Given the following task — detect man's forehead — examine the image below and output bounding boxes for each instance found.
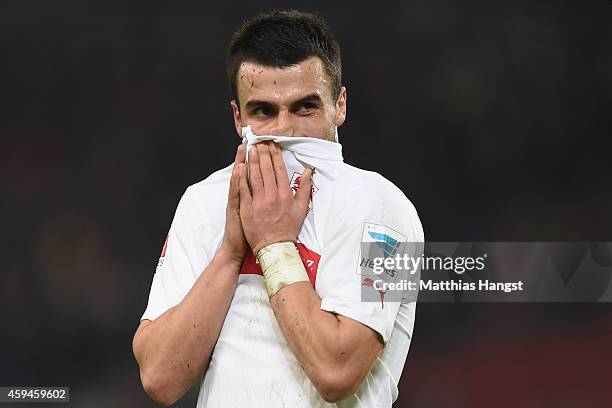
[237,57,331,105]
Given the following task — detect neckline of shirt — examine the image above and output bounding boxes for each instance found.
[241,126,344,162]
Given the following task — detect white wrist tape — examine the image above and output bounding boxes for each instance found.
[256,242,310,298]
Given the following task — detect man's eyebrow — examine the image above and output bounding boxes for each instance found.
[244,100,275,110]
[244,94,324,111]
[290,93,324,108]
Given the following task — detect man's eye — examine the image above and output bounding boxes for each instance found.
[297,103,317,115]
[253,107,268,116]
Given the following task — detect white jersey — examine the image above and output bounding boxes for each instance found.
[141,130,424,407]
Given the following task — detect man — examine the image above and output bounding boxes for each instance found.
[133,10,423,407]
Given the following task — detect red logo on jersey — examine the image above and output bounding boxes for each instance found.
[158,235,169,267]
[362,277,386,309]
[240,242,321,286]
[290,171,318,212]
[161,235,168,257]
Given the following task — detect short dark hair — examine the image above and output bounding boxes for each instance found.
[227,10,342,106]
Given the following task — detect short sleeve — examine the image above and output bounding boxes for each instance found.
[141,187,210,321]
[317,180,424,343]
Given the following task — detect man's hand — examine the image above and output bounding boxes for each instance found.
[219,144,248,266]
[238,142,313,255]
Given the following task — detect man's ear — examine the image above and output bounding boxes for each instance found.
[230,100,243,138]
[333,86,347,127]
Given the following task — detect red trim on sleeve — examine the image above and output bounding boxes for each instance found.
[239,243,320,286]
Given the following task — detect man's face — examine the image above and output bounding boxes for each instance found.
[231,56,346,142]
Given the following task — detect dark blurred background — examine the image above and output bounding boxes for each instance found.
[1,1,611,407]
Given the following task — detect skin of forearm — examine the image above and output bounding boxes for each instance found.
[133,249,241,405]
[269,281,382,401]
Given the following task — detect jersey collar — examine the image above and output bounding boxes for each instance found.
[241,126,344,162]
